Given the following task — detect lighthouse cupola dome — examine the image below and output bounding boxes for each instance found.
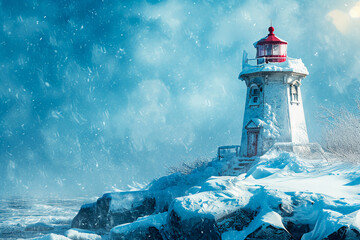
[254,26,288,64]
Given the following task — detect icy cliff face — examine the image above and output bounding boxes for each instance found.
[72,150,360,239]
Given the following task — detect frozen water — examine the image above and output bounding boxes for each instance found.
[0,197,104,240]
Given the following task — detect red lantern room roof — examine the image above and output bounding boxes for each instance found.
[253,26,288,47]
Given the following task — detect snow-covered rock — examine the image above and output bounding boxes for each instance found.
[71,191,158,229]
[65,228,101,240]
[71,149,360,239]
[72,158,227,229]
[302,209,360,240]
[167,209,221,240]
[110,212,166,240]
[323,226,360,240]
[165,151,360,239]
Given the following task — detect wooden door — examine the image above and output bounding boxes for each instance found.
[247,131,258,157]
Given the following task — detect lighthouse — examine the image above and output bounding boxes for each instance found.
[239,26,309,157]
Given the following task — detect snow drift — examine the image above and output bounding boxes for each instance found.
[71,150,360,239]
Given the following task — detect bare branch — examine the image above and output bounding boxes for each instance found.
[320,102,360,163]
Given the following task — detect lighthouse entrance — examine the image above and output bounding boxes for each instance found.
[247,129,259,157]
[244,119,261,157]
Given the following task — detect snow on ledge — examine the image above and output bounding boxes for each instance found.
[110,212,167,235]
[240,58,309,77]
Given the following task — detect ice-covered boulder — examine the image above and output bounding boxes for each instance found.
[110,212,166,240]
[71,191,157,229]
[168,209,220,240]
[71,201,106,229]
[217,208,260,233]
[245,224,294,240]
[243,211,294,240]
[323,226,360,240]
[302,209,360,240]
[166,177,263,239]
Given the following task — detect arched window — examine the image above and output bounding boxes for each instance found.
[249,84,261,106]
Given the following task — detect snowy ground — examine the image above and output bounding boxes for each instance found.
[213,151,360,239]
[1,149,360,239]
[108,150,360,239]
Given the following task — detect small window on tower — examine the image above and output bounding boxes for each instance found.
[290,84,299,103]
[251,88,259,96]
[249,85,260,106]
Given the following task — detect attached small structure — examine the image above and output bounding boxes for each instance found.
[239,26,309,157]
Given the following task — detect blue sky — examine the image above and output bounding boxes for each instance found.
[1,0,360,197]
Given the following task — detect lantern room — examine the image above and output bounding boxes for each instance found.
[254,26,287,64]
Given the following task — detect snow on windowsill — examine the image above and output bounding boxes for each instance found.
[290,101,300,105]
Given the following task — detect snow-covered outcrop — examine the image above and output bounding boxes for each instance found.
[71,150,360,239]
[71,190,159,229]
[110,212,166,240]
[71,159,228,229]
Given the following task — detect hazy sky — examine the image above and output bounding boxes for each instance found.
[1,0,360,198]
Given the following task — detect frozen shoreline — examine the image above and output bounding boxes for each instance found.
[0,197,100,239]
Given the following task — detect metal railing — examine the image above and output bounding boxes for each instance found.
[217,145,241,160]
[245,56,287,65]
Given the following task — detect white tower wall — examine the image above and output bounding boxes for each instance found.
[263,75,292,143]
[288,84,309,144]
[239,70,309,157]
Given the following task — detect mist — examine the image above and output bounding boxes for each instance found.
[1,0,360,198]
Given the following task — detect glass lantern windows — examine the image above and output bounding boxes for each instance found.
[265,45,272,55]
[279,44,287,56]
[257,44,286,57]
[272,44,280,55]
[256,45,264,57]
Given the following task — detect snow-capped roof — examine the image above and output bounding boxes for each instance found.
[245,118,265,129]
[239,58,309,77]
[253,27,288,47]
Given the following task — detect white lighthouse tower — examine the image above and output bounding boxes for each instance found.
[239,26,309,157]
